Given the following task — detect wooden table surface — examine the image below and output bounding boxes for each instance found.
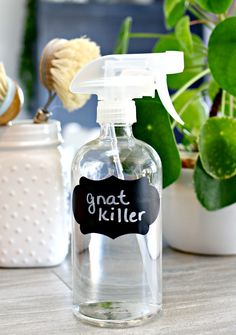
[0,248,236,335]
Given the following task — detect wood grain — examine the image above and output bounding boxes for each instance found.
[0,249,236,335]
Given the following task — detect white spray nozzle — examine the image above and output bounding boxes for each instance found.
[70,52,184,124]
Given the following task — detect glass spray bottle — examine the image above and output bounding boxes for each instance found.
[70,52,184,327]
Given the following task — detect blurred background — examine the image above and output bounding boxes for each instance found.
[0,0,202,146]
[0,0,168,127]
[0,0,26,96]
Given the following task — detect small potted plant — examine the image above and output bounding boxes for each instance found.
[114,0,236,254]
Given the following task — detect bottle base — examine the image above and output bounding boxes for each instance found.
[73,301,161,328]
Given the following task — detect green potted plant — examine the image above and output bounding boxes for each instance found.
[114,0,236,254]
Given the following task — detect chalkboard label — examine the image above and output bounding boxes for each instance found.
[72,176,160,239]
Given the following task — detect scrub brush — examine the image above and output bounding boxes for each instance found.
[35,37,100,123]
[0,63,24,125]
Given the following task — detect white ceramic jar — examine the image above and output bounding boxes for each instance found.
[0,120,69,267]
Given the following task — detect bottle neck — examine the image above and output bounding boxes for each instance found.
[99,123,134,139]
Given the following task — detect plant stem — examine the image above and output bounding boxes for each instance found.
[228,0,236,16]
[171,93,200,130]
[171,68,210,103]
[191,3,217,24]
[193,49,208,57]
[193,40,208,50]
[193,44,208,54]
[188,5,214,28]
[225,102,236,108]
[229,94,234,118]
[171,83,208,130]
[221,90,226,116]
[190,19,210,26]
[129,33,173,39]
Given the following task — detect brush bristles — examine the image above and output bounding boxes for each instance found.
[0,63,8,104]
[41,37,100,111]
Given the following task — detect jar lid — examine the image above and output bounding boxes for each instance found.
[0,120,63,148]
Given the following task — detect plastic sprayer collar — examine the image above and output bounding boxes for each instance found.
[97,100,136,124]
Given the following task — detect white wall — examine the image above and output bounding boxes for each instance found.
[0,0,27,81]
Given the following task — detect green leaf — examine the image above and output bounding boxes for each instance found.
[114,17,132,54]
[194,157,236,210]
[175,16,193,55]
[174,89,208,137]
[164,0,186,28]
[208,17,236,97]
[196,0,233,14]
[134,97,181,188]
[199,117,236,180]
[153,34,206,89]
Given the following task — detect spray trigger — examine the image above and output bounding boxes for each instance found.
[155,73,184,125]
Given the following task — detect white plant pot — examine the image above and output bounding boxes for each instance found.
[163,168,236,255]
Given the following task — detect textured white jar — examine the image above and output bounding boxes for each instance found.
[0,121,69,267]
[163,168,236,255]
